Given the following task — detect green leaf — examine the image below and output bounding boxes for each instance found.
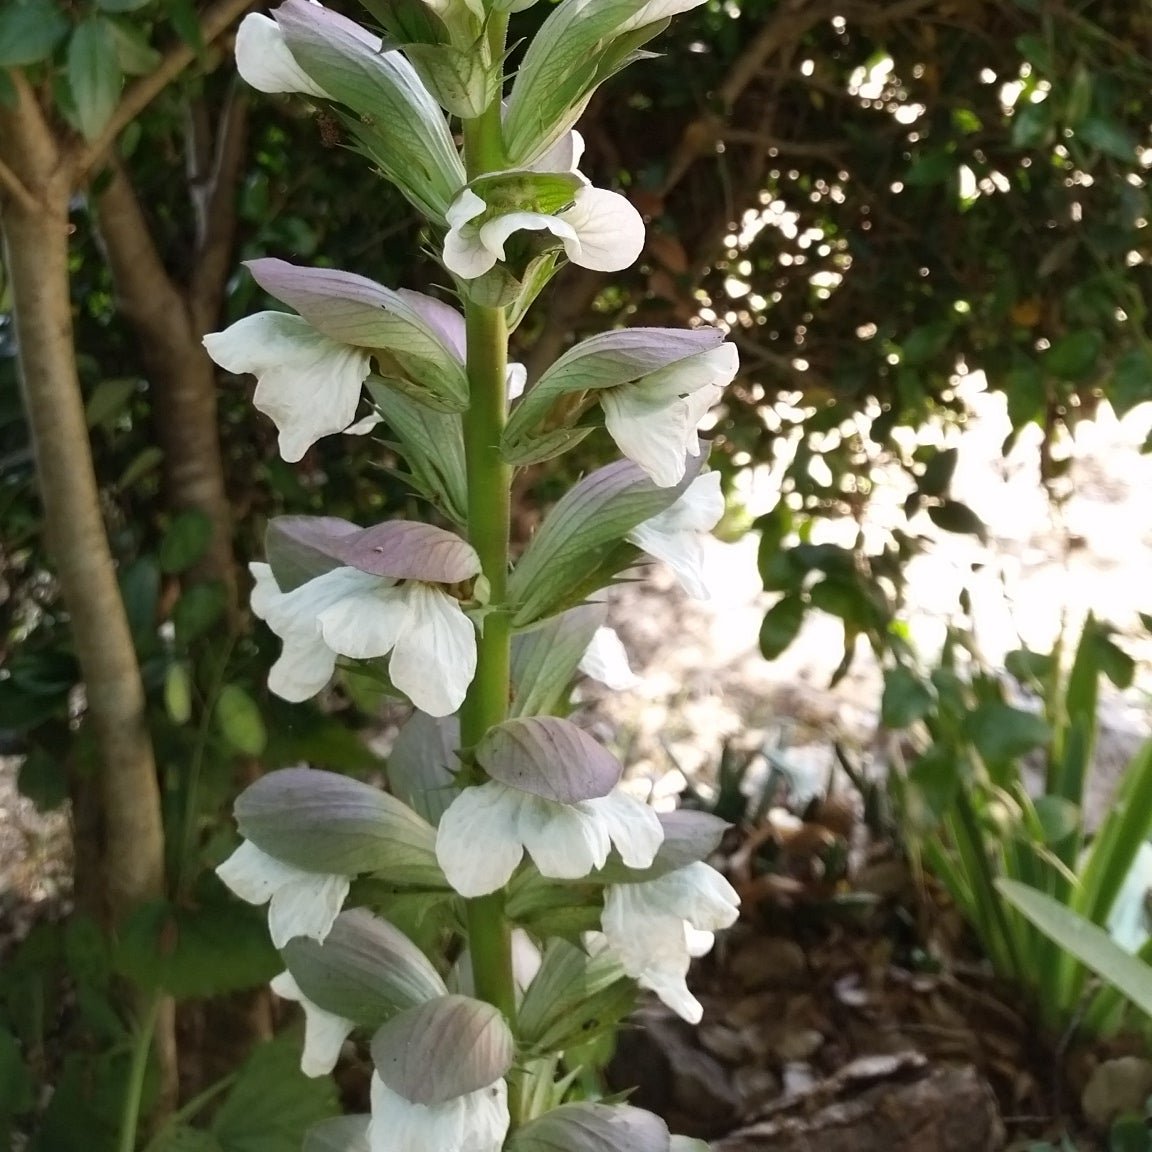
[0,1026,34,1122]
[906,743,960,827]
[166,0,204,51]
[97,0,155,12]
[68,18,124,142]
[150,1128,223,1152]
[160,510,214,574]
[759,594,804,660]
[107,18,162,75]
[1076,117,1137,162]
[511,603,604,719]
[116,892,280,999]
[1011,101,1052,149]
[1006,362,1046,430]
[918,447,958,498]
[882,666,935,729]
[927,500,985,537]
[211,1034,340,1152]
[119,557,160,653]
[0,0,68,67]
[164,662,193,725]
[965,702,1049,763]
[901,323,952,367]
[173,581,228,646]
[18,743,70,809]
[1112,347,1152,418]
[997,879,1152,1018]
[85,377,138,427]
[117,444,164,489]
[1044,330,1103,382]
[214,685,267,756]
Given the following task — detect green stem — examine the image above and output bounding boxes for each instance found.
[118,993,161,1152]
[458,18,520,1093]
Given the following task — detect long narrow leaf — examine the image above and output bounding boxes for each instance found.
[997,879,1152,1019]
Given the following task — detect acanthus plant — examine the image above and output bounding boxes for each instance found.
[205,0,740,1147]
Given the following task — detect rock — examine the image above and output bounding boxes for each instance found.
[1082,1056,1152,1130]
[715,1063,1005,1152]
[728,936,808,990]
[774,1027,824,1062]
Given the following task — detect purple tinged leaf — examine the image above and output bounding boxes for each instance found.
[509,1102,670,1152]
[511,601,608,717]
[266,516,359,592]
[370,994,514,1105]
[507,455,705,627]
[275,0,380,48]
[245,259,467,406]
[477,716,622,802]
[266,516,480,584]
[388,711,460,825]
[397,289,466,361]
[504,327,726,461]
[234,767,442,886]
[330,520,481,583]
[282,909,447,1027]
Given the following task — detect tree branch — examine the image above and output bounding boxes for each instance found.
[71,0,256,177]
[188,82,250,330]
[0,157,38,216]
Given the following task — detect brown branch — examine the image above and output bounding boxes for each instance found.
[0,157,38,216]
[71,0,256,177]
[188,83,250,330]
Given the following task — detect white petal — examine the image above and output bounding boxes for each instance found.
[517,796,611,879]
[436,782,526,897]
[268,870,350,948]
[271,972,356,1076]
[346,412,384,436]
[578,626,642,690]
[686,927,715,958]
[528,129,585,174]
[317,583,407,661]
[216,840,303,907]
[602,881,698,1021]
[235,14,330,98]
[558,186,645,272]
[641,862,742,932]
[389,584,477,717]
[627,473,725,599]
[443,227,497,279]
[368,1074,508,1152]
[479,211,578,261]
[446,188,487,231]
[621,0,706,31]
[601,387,696,488]
[204,312,371,462]
[249,562,281,623]
[506,362,528,401]
[259,566,383,701]
[587,789,664,869]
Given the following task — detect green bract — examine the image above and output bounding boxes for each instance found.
[276,0,466,220]
[281,909,447,1027]
[507,456,706,626]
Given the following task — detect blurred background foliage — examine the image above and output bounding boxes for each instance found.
[0,0,1150,1147]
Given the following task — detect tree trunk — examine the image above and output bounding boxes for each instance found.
[2,192,166,927]
[95,162,237,602]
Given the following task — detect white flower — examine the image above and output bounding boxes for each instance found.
[368,1073,509,1152]
[235,13,331,97]
[216,840,349,948]
[436,783,663,897]
[271,971,356,1076]
[627,472,724,599]
[442,184,644,280]
[601,861,740,1024]
[204,312,372,462]
[579,627,642,690]
[250,561,476,717]
[601,343,738,487]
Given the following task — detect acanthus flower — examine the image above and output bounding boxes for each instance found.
[436,783,663,897]
[627,471,724,599]
[442,131,644,279]
[216,840,349,948]
[251,518,482,716]
[600,861,740,1024]
[368,1074,508,1152]
[270,970,356,1076]
[601,342,739,487]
